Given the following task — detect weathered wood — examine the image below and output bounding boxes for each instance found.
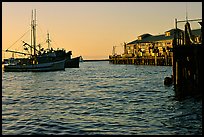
[173,44,203,100]
[109,56,172,66]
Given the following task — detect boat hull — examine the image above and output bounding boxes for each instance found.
[65,57,80,68]
[3,59,65,72]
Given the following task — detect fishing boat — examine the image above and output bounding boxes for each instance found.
[37,32,80,68]
[65,56,80,68]
[36,47,80,68]
[3,9,66,72]
[3,59,65,72]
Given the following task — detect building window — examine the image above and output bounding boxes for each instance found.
[165,32,170,36]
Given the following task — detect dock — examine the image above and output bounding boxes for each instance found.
[109,18,202,100]
[172,19,202,100]
[109,56,172,66]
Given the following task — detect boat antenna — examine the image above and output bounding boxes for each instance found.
[112,46,116,56]
[46,31,51,50]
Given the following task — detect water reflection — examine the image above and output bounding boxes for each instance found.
[2,62,202,135]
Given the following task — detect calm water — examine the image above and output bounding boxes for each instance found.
[2,61,202,135]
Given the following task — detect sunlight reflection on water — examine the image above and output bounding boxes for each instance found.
[2,62,202,135]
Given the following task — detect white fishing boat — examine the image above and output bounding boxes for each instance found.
[4,59,65,72]
[3,9,65,72]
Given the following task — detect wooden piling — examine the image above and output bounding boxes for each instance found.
[172,18,202,100]
[173,44,203,100]
[109,56,172,66]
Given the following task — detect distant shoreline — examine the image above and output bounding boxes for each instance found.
[2,59,110,64]
[83,59,109,62]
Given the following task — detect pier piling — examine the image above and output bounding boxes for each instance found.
[172,18,202,100]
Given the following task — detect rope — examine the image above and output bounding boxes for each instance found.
[6,29,30,50]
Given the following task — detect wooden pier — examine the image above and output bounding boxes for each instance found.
[173,44,203,100]
[109,18,202,100]
[172,18,202,100]
[109,56,172,66]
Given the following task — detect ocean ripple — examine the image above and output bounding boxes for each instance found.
[2,62,202,135]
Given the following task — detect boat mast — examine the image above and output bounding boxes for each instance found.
[32,9,37,64]
[30,10,33,56]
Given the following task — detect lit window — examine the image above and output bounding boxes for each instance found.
[165,32,170,36]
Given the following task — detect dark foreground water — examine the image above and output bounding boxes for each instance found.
[2,61,202,135]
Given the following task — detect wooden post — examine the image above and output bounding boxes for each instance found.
[154,54,157,65]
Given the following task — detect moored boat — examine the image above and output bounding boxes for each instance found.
[4,59,65,72]
[65,56,80,68]
[3,9,66,72]
[37,45,80,68]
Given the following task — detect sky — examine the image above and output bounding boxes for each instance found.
[2,2,202,60]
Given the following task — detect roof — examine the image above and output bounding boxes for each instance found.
[165,28,183,34]
[127,28,201,45]
[141,34,174,43]
[127,34,174,45]
[127,39,138,45]
[138,33,152,39]
[191,29,201,36]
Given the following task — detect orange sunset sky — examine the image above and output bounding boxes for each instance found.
[2,2,202,60]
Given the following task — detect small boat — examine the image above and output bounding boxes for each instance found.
[3,9,65,72]
[4,59,65,72]
[65,56,80,68]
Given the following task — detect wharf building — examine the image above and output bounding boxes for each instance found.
[109,28,201,66]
